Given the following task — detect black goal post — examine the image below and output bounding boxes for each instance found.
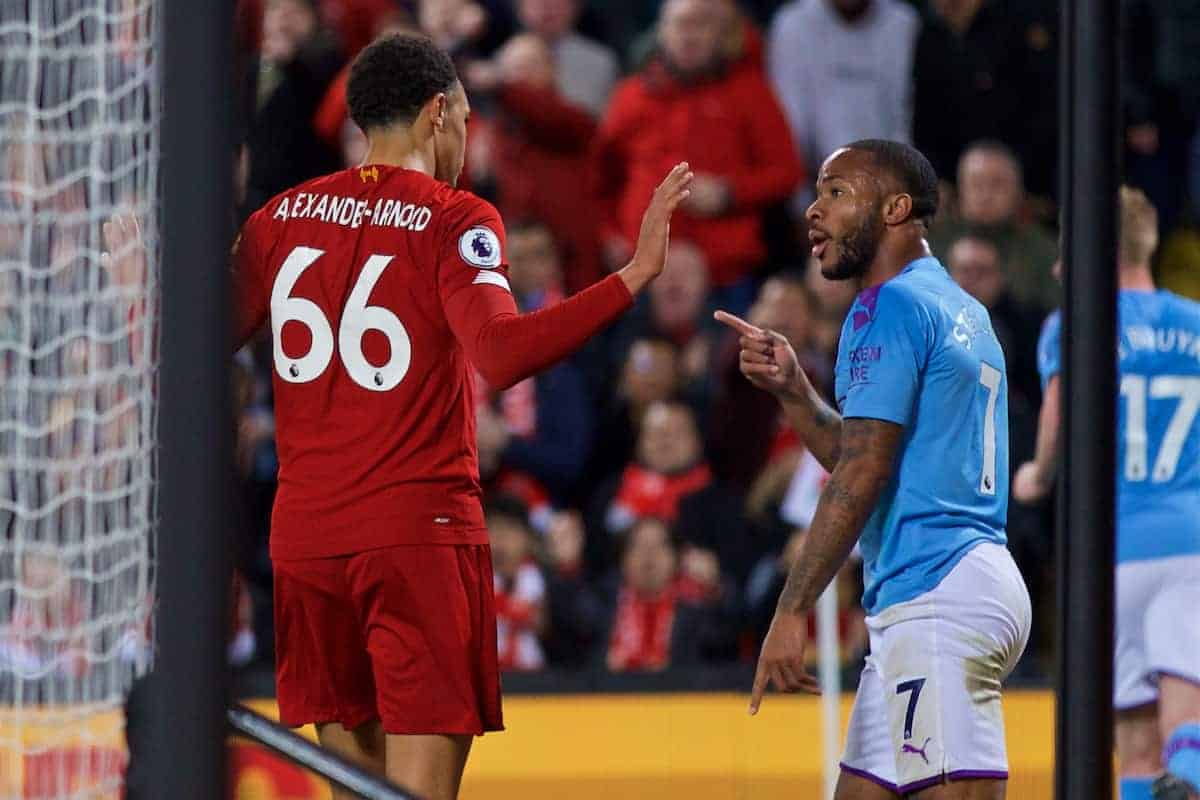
[1056,0,1120,798]
[145,0,237,795]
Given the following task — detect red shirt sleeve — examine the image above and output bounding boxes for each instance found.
[438,197,633,390]
[232,211,270,351]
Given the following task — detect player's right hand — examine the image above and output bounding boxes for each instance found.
[714,310,806,401]
[620,162,693,294]
[1012,461,1050,504]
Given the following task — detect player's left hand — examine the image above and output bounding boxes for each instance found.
[749,608,820,715]
[620,162,694,294]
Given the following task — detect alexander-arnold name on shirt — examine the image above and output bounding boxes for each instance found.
[272,191,432,232]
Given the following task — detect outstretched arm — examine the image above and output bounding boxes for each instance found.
[446,163,693,389]
[748,417,903,714]
[1013,375,1061,503]
[715,311,842,471]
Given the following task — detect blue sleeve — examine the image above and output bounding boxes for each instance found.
[1036,310,1061,390]
[840,286,930,426]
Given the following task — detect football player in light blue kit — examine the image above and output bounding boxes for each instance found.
[718,140,1031,799]
[1015,187,1200,800]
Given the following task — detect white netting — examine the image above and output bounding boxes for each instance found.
[0,1,158,796]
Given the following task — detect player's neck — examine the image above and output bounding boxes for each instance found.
[1119,264,1156,292]
[858,233,931,290]
[361,130,436,177]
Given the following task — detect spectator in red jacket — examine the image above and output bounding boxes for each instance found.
[318,0,409,57]
[464,33,605,292]
[603,400,714,535]
[593,397,753,583]
[602,517,735,672]
[593,0,803,311]
[487,497,548,672]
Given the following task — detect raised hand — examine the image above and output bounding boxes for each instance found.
[619,162,694,295]
[749,608,821,716]
[714,310,806,401]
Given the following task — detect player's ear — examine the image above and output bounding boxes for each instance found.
[428,93,448,130]
[883,193,914,226]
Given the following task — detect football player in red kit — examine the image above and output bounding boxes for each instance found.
[231,33,693,800]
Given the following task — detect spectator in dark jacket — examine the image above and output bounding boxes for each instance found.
[929,140,1059,312]
[1123,0,1200,231]
[586,336,684,491]
[709,270,825,490]
[607,240,720,415]
[945,234,1043,408]
[928,0,1057,200]
[244,0,345,212]
[910,4,975,182]
[475,220,594,502]
[541,510,606,668]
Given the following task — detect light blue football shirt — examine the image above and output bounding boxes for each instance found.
[1037,289,1200,563]
[834,257,1009,615]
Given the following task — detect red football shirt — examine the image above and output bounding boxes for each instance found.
[234,165,632,559]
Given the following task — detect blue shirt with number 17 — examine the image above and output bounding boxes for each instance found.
[1037,289,1200,564]
[834,257,1009,616]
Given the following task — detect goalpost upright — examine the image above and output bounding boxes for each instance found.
[1056,0,1119,797]
[144,0,235,794]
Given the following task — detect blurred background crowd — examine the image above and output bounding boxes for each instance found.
[226,0,1200,686]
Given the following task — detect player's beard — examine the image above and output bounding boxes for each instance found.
[822,208,884,281]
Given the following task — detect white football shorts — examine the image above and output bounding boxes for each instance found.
[840,542,1032,794]
[1114,554,1200,710]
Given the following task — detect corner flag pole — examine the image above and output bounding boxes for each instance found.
[817,581,841,800]
[1056,0,1119,797]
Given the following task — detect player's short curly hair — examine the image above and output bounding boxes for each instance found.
[845,139,940,224]
[347,33,458,131]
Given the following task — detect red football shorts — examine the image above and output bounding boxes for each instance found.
[272,544,503,735]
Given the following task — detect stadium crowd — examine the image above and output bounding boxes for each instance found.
[225,0,1200,682]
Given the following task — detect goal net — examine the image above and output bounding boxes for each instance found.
[0,1,159,796]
